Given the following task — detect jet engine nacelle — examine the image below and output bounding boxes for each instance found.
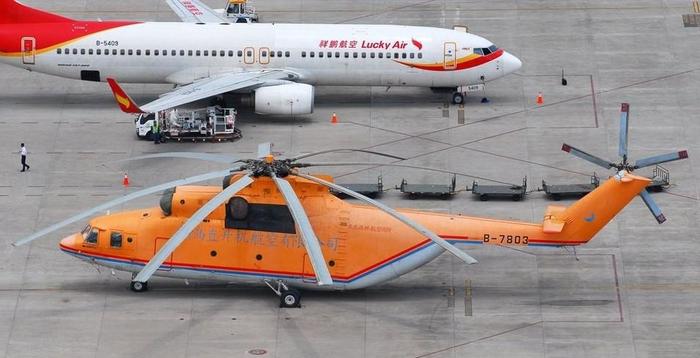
[254,83,314,115]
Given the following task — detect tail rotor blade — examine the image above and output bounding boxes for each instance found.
[13,169,235,247]
[132,174,254,284]
[634,151,689,169]
[296,172,478,265]
[619,103,630,159]
[271,174,333,285]
[562,144,615,169]
[639,189,666,224]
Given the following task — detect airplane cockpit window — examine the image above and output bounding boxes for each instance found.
[482,47,491,55]
[473,48,484,55]
[488,45,498,53]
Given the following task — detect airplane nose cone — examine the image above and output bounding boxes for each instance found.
[502,51,522,74]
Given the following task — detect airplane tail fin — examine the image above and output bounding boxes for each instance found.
[107,78,145,114]
[0,0,74,24]
[541,172,650,245]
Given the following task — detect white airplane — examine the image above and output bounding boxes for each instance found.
[0,0,522,115]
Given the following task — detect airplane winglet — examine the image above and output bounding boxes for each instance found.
[106,78,144,114]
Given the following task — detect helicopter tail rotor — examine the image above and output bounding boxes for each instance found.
[561,103,688,224]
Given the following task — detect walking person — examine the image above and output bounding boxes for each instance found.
[19,143,30,172]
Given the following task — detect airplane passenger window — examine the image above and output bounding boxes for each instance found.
[361,52,366,58]
[72,49,78,55]
[188,50,193,56]
[319,52,324,58]
[327,51,332,58]
[212,50,217,57]
[162,49,167,56]
[301,51,306,58]
[96,49,101,55]
[245,50,252,57]
[260,50,267,57]
[56,48,62,54]
[154,50,159,56]
[136,50,141,55]
[145,50,150,56]
[64,48,70,55]
[410,53,414,59]
[344,52,349,58]
[285,51,290,57]
[120,49,125,55]
[228,50,234,57]
[417,53,423,59]
[104,50,110,56]
[394,53,399,59]
[89,49,94,55]
[110,232,122,248]
[270,51,275,58]
[310,52,315,58]
[80,49,86,55]
[172,50,177,56]
[378,53,383,58]
[237,50,243,57]
[402,53,406,59]
[111,49,117,55]
[204,50,209,56]
[277,51,283,57]
[352,52,358,58]
[335,52,340,58]
[220,50,225,57]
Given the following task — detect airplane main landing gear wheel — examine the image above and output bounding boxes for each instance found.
[280,289,301,308]
[452,92,465,105]
[130,281,148,293]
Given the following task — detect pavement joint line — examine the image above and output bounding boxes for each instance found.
[334,0,437,24]
[662,191,699,200]
[414,321,543,357]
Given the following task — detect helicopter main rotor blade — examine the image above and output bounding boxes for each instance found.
[295,172,478,265]
[291,149,405,161]
[271,174,333,286]
[619,103,630,159]
[13,169,235,247]
[634,150,689,169]
[132,174,254,284]
[639,189,666,224]
[112,152,237,164]
[258,142,272,158]
[561,144,615,170]
[298,162,516,186]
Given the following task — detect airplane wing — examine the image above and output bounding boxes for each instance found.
[166,0,228,23]
[107,70,298,114]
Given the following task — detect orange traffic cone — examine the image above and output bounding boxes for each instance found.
[331,112,338,124]
[123,173,129,187]
[536,92,544,105]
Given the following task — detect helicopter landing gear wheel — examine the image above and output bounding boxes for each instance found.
[452,92,464,105]
[130,281,148,293]
[280,289,301,308]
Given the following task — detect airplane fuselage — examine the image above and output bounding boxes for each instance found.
[0,21,521,87]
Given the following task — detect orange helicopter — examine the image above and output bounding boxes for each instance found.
[14,104,688,308]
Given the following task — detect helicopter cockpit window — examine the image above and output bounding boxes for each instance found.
[110,232,122,248]
[84,228,99,245]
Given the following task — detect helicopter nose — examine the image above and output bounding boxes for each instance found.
[59,233,81,252]
[502,51,522,75]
